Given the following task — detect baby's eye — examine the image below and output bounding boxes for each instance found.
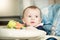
[28,15,31,17]
[35,16,38,18]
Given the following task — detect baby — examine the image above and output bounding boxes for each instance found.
[22,6,45,31]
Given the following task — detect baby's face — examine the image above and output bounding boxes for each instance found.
[23,8,42,27]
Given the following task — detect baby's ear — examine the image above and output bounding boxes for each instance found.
[22,18,25,23]
[40,18,42,23]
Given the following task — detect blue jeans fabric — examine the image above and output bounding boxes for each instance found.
[42,4,60,35]
[42,5,54,35]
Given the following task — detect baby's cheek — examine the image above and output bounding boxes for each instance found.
[25,22,31,26]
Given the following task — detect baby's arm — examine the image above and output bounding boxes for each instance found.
[26,26,38,30]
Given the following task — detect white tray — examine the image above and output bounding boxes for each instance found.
[0,26,46,39]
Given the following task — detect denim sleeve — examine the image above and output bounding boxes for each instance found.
[55,18,60,36]
[55,26,60,36]
[42,5,54,35]
[52,4,60,36]
[42,4,60,35]
[42,5,54,31]
[42,13,53,35]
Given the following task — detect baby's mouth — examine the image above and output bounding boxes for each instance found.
[31,22,35,23]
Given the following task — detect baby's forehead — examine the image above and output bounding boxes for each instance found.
[25,8,40,11]
[24,8,40,15]
[24,8,40,14]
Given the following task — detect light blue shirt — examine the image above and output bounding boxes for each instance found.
[42,4,60,35]
[53,4,60,36]
[42,4,54,35]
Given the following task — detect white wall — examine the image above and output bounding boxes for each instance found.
[34,0,49,9]
[22,0,49,10]
[0,0,22,16]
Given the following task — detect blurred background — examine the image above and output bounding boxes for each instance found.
[0,0,59,16]
[0,0,60,25]
[0,0,60,40]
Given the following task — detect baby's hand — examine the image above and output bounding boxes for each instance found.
[26,26,38,30]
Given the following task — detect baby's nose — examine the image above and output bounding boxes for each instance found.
[31,17,35,20]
